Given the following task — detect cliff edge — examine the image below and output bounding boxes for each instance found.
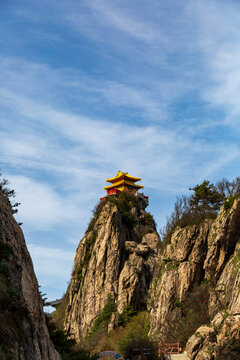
[149,199,240,359]
[0,189,61,359]
[64,193,161,341]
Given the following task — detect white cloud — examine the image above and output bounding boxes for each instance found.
[27,244,75,297]
[87,0,160,42]
[2,86,238,195]
[8,175,80,231]
[187,0,240,126]
[1,0,240,303]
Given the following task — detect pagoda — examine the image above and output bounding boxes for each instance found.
[104,170,144,195]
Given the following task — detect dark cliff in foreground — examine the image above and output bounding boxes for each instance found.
[0,190,61,359]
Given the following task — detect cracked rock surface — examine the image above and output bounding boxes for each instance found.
[64,198,160,341]
[0,190,61,359]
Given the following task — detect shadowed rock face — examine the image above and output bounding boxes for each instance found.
[0,191,61,360]
[149,199,240,359]
[64,197,161,341]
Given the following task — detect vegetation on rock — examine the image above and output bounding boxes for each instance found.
[51,292,70,330]
[161,177,240,245]
[87,295,117,340]
[118,312,157,360]
[87,192,154,233]
[83,311,158,359]
[46,315,98,360]
[0,173,20,214]
[117,304,137,327]
[160,284,211,348]
[0,239,29,359]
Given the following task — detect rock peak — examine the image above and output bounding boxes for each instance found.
[64,192,160,341]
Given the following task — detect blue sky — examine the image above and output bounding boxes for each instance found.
[1,0,240,303]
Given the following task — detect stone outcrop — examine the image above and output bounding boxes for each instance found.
[64,195,160,341]
[149,199,240,359]
[0,190,61,359]
[186,315,240,360]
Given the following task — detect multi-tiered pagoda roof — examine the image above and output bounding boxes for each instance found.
[104,170,143,194]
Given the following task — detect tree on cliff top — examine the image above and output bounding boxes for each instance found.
[161,177,240,245]
[189,180,225,214]
[0,172,20,214]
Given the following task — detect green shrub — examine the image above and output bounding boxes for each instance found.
[0,241,13,261]
[108,192,139,229]
[46,315,98,360]
[86,199,109,233]
[161,177,240,246]
[75,230,98,283]
[224,194,237,212]
[51,292,70,330]
[0,261,9,277]
[0,273,29,358]
[162,259,180,274]
[118,305,137,327]
[231,249,240,276]
[144,213,156,227]
[0,173,20,214]
[161,284,210,348]
[9,286,21,299]
[117,312,158,360]
[173,297,183,308]
[87,295,117,338]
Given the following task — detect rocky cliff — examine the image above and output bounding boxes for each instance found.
[149,198,240,359]
[0,190,61,359]
[61,192,240,359]
[64,193,161,341]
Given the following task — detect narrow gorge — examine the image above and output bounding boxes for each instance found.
[1,176,240,360]
[59,190,240,359]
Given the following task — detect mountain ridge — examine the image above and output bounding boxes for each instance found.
[59,193,240,359]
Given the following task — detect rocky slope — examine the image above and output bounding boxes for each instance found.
[64,194,161,342]
[0,190,61,359]
[61,192,240,358]
[149,199,240,359]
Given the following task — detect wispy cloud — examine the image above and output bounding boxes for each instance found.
[1,0,240,301]
[186,1,240,127]
[28,244,75,299]
[8,175,80,231]
[87,0,161,42]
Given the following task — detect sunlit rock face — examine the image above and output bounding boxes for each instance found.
[0,190,61,360]
[149,199,240,360]
[186,315,240,360]
[63,193,240,358]
[64,196,160,341]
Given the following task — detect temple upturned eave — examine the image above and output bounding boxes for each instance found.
[104,179,144,190]
[106,170,141,184]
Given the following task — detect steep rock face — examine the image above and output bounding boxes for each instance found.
[149,199,240,358]
[64,196,160,341]
[0,191,61,360]
[149,221,211,335]
[186,314,240,360]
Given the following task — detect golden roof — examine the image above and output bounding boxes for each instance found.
[104,179,144,190]
[105,170,142,184]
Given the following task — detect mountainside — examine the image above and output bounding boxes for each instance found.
[61,193,240,359]
[64,193,161,341]
[149,198,240,359]
[0,190,61,359]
